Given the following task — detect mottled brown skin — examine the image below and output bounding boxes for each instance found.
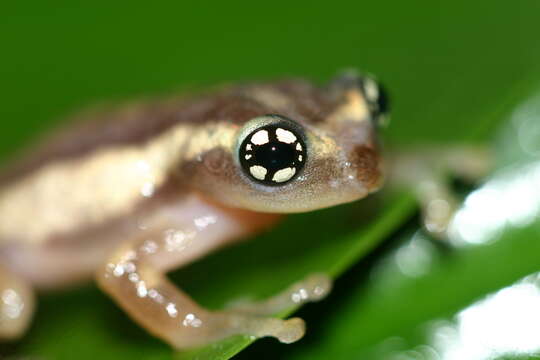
[0,80,338,186]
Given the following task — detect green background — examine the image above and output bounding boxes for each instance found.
[2,1,540,359]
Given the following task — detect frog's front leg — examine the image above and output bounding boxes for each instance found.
[387,145,492,238]
[96,194,319,348]
[0,264,34,339]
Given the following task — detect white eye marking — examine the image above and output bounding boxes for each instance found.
[275,128,297,144]
[245,154,252,160]
[296,143,302,151]
[246,144,252,151]
[250,165,267,180]
[298,155,303,162]
[363,78,379,103]
[251,130,269,145]
[272,167,296,183]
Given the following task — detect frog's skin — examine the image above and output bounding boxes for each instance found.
[0,72,486,348]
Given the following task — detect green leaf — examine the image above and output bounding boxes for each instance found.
[1,2,540,360]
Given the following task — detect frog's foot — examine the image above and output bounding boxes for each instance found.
[206,312,306,344]
[0,265,35,340]
[416,177,459,239]
[96,223,313,348]
[387,145,492,240]
[226,273,332,316]
[97,251,308,348]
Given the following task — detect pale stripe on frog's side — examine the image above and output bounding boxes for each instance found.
[0,122,237,245]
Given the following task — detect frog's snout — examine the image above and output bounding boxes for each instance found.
[350,144,383,192]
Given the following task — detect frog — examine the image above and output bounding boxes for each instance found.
[0,71,489,349]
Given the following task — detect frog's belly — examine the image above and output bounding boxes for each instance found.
[0,229,125,289]
[0,188,152,288]
[0,193,252,290]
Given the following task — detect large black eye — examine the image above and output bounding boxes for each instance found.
[239,122,306,186]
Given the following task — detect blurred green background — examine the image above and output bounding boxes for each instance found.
[2,1,540,359]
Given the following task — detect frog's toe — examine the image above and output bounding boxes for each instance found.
[274,317,306,343]
[418,181,459,238]
[0,267,34,340]
[297,273,332,302]
[226,272,332,316]
[234,314,305,343]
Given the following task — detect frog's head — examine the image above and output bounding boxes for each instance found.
[189,71,389,213]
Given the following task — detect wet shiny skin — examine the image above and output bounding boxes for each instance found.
[0,72,487,349]
[0,73,385,347]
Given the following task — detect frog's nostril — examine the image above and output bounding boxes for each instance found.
[351,145,381,190]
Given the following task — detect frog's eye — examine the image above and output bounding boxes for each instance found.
[362,76,390,126]
[239,119,306,186]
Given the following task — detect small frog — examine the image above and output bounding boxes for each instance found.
[0,71,488,348]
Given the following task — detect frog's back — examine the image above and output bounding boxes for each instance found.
[0,79,330,247]
[0,80,323,186]
[0,94,240,185]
